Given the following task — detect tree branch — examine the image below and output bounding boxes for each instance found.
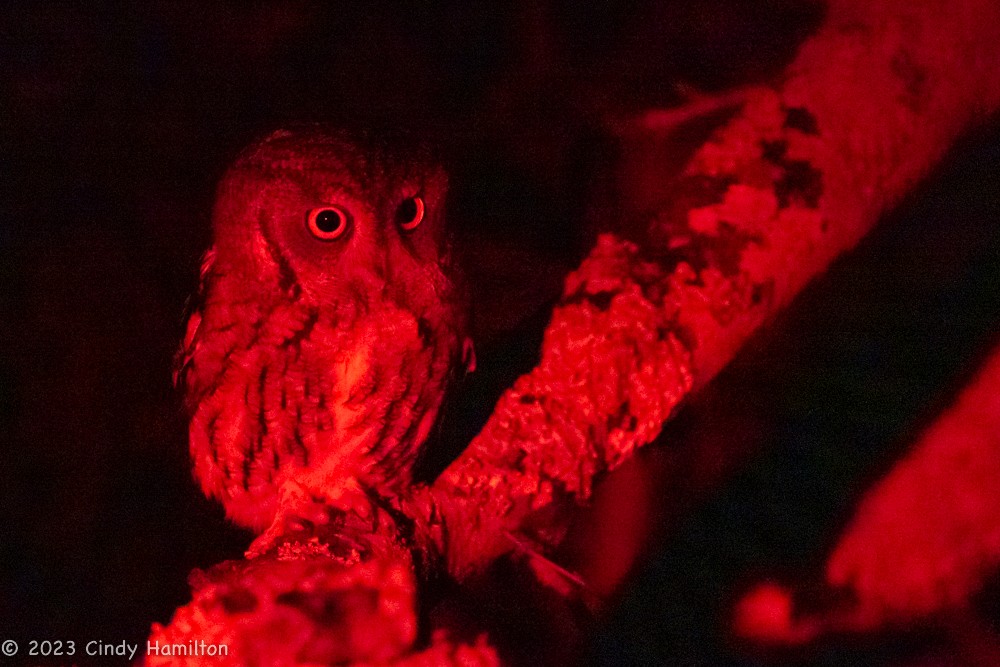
[408,0,1000,580]
[150,1,1000,664]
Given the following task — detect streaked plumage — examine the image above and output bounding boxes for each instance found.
[176,126,468,530]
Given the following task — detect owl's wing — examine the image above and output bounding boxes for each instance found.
[173,249,216,398]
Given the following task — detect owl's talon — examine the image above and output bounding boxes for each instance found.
[245,478,344,558]
[245,515,321,559]
[246,523,285,559]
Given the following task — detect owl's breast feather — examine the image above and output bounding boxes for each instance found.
[188,288,455,530]
[313,309,429,467]
[329,335,374,433]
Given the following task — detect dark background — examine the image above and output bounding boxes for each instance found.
[2,2,999,665]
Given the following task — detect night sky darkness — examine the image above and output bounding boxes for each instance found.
[3,2,1000,665]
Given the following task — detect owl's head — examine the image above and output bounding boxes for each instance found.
[210,125,455,312]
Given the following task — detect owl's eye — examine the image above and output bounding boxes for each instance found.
[306,206,350,241]
[395,196,424,232]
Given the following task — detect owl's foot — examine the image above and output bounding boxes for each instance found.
[245,475,379,560]
[246,479,336,559]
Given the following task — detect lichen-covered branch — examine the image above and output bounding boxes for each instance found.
[408,0,1000,579]
[146,484,500,666]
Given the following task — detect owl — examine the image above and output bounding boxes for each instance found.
[175,126,471,532]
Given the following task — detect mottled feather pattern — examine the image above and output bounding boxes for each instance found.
[176,126,468,530]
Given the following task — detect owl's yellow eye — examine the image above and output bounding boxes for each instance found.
[306,206,350,241]
[395,196,424,232]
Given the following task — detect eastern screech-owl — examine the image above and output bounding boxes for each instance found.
[176,126,470,531]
